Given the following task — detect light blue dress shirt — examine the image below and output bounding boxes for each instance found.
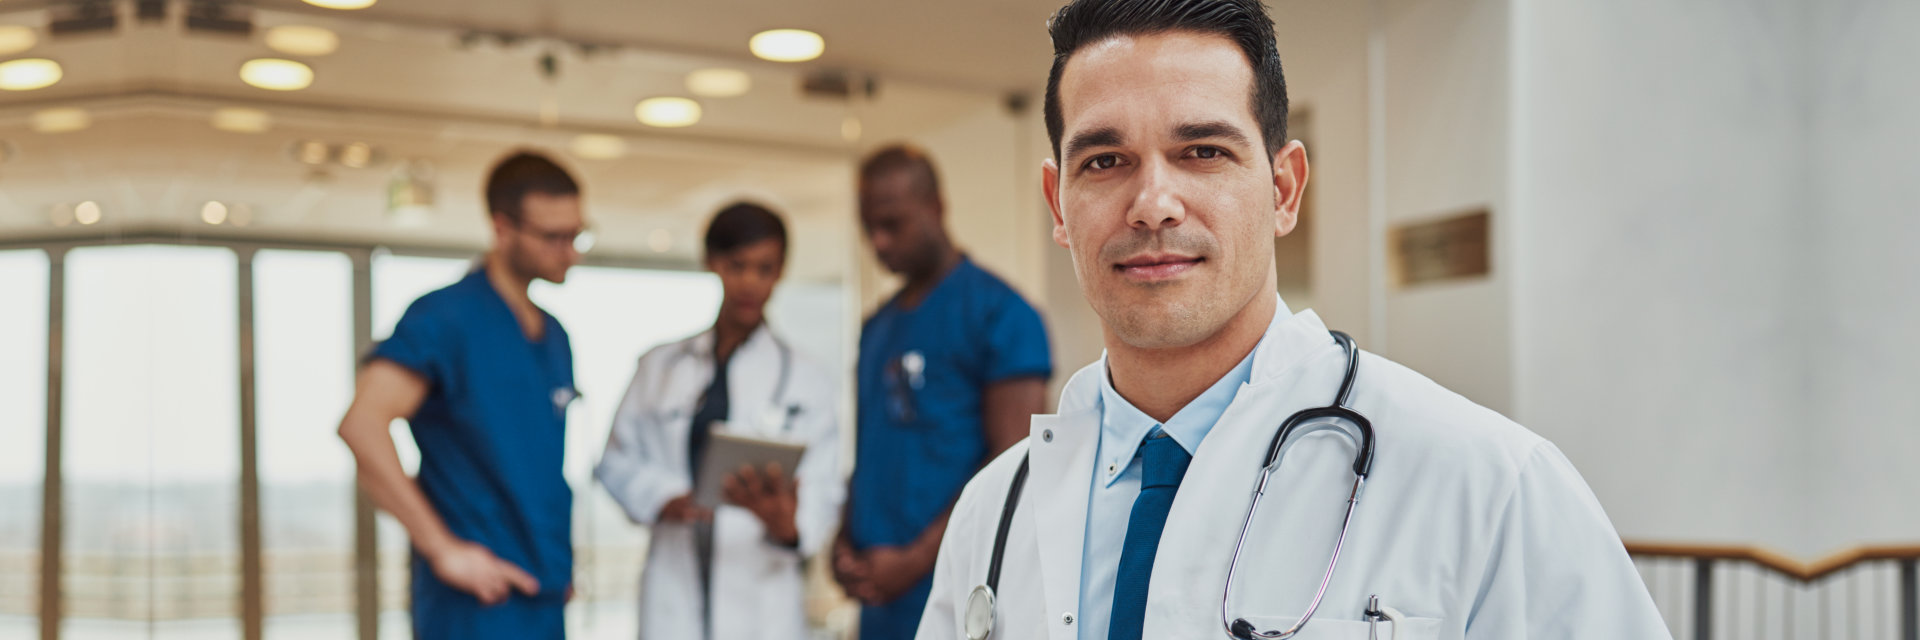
[1076,348,1257,640]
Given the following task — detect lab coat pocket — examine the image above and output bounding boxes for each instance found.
[1235,615,1444,639]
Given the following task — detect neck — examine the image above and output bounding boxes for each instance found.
[483,251,541,336]
[713,318,760,361]
[897,242,962,308]
[1105,291,1277,423]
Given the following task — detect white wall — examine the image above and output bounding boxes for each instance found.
[1378,0,1514,414]
[1805,0,1920,553]
[1511,0,1813,554]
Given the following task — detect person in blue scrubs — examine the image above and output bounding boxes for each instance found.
[832,144,1054,639]
[337,151,587,640]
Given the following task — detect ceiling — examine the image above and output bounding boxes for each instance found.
[0,0,1069,278]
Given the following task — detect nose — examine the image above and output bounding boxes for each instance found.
[1125,156,1186,231]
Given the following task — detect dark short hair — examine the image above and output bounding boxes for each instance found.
[484,151,579,222]
[857,143,942,205]
[704,201,788,259]
[1043,0,1289,158]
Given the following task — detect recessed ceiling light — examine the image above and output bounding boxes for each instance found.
[302,0,376,9]
[0,26,37,56]
[750,29,824,62]
[0,58,62,91]
[75,201,102,225]
[201,201,229,225]
[339,141,374,168]
[264,25,339,57]
[569,134,627,160]
[31,107,89,133]
[295,140,330,165]
[240,58,313,91]
[635,97,701,128]
[686,68,751,98]
[210,107,271,133]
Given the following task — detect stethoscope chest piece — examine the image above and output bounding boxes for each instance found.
[964,585,996,640]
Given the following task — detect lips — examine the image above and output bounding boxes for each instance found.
[1115,253,1203,281]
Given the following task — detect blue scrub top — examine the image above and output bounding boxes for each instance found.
[370,267,574,639]
[851,256,1052,638]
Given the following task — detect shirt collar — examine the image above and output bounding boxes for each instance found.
[1096,336,1260,487]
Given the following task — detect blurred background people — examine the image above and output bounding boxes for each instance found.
[336,151,586,640]
[596,202,845,639]
[833,144,1053,638]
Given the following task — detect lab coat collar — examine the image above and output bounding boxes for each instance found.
[1054,296,1330,415]
[684,322,779,363]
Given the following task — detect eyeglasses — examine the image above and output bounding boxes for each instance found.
[516,221,595,253]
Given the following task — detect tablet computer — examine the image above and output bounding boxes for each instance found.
[693,428,808,508]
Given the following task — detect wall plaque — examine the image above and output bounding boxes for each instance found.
[1390,209,1490,287]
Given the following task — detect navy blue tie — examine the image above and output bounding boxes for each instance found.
[1109,434,1193,640]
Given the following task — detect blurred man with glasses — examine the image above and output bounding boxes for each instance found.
[338,151,587,639]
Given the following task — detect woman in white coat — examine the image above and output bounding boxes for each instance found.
[595,202,843,639]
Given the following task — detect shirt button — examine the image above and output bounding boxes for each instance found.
[1107,463,1117,475]
[1042,429,1054,442]
[1062,613,1075,625]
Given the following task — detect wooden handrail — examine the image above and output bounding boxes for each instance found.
[1624,540,1920,582]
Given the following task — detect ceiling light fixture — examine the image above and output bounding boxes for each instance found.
[635,97,701,128]
[264,25,339,57]
[201,201,229,225]
[0,58,62,91]
[240,58,313,91]
[0,26,36,56]
[31,107,89,133]
[686,68,751,97]
[338,142,374,168]
[302,0,377,9]
[75,201,102,225]
[211,107,271,133]
[750,29,824,62]
[569,134,626,160]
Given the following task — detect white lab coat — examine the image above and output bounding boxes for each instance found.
[919,309,1670,639]
[595,325,844,640]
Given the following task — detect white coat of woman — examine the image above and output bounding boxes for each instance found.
[595,202,843,639]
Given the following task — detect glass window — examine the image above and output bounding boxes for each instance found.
[0,250,49,637]
[62,245,241,640]
[254,250,357,639]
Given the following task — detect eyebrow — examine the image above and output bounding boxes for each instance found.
[1063,126,1123,164]
[1173,120,1254,148]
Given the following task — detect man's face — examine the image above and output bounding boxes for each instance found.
[495,192,585,284]
[858,171,940,276]
[1043,30,1307,350]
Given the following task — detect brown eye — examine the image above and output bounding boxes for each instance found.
[1086,154,1121,171]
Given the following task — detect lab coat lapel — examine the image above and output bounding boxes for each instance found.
[1028,369,1101,640]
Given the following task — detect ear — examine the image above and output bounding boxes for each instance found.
[1271,140,1310,238]
[490,213,516,244]
[1042,158,1069,249]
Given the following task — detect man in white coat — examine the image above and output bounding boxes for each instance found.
[916,1,1672,639]
[596,203,844,639]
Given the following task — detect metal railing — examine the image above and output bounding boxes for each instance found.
[1628,541,1920,640]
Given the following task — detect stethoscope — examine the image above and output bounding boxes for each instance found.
[661,331,803,433]
[964,330,1377,640]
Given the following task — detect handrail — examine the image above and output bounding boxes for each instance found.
[1624,540,1920,582]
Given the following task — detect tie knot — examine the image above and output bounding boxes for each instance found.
[1138,435,1192,489]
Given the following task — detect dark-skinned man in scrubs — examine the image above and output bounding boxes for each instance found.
[337,151,587,640]
[832,144,1054,639]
